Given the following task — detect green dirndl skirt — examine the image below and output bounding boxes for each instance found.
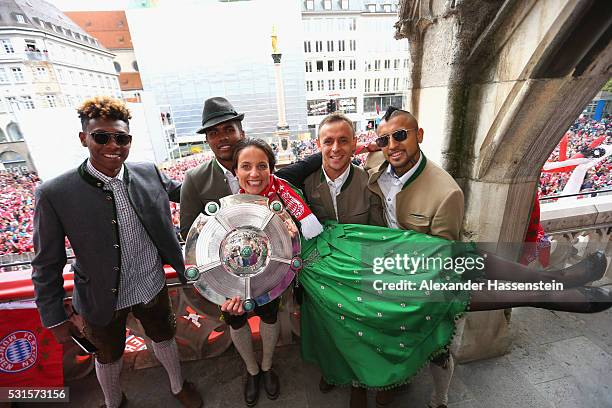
[299,222,478,389]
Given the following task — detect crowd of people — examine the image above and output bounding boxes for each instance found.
[1,116,610,257]
[538,115,612,197]
[0,172,39,255]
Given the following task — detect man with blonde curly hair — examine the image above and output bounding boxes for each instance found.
[32,96,203,408]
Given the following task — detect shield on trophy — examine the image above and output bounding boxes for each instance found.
[183,194,302,312]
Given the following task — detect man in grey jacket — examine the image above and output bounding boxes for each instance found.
[31,97,202,408]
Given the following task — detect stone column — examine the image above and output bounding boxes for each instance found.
[396,0,612,361]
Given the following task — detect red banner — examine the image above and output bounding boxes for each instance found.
[0,306,63,387]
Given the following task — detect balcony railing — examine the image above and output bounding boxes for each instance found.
[25,50,49,61]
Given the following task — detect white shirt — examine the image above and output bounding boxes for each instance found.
[217,160,239,194]
[323,164,351,220]
[377,154,423,229]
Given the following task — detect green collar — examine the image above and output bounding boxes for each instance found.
[399,153,427,191]
[320,164,354,193]
[78,159,130,189]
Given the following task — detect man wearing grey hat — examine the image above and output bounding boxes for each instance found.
[180,97,320,407]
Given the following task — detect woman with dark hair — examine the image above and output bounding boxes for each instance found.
[221,138,323,407]
[221,138,610,406]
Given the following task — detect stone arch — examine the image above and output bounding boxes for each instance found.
[6,122,23,142]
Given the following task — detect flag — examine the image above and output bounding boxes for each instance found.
[0,304,63,387]
[376,103,380,115]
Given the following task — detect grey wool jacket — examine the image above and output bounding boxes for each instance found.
[31,160,183,327]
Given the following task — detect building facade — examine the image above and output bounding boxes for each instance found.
[65,10,143,102]
[0,0,121,171]
[301,0,408,132]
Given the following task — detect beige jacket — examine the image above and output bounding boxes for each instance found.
[368,155,464,240]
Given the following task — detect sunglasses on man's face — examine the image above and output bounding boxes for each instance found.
[89,131,132,146]
[375,128,417,148]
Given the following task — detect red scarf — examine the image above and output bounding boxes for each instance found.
[239,175,323,240]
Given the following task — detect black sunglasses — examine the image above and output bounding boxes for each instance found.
[375,128,417,148]
[89,131,132,146]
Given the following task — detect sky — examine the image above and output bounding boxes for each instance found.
[46,0,211,11]
[46,0,132,11]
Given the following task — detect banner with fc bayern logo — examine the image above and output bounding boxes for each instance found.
[0,302,63,387]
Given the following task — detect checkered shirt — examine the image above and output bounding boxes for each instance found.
[86,160,165,309]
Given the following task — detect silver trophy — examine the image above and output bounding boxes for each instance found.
[183,194,302,311]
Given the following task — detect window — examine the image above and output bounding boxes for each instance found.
[393,78,399,90]
[339,79,346,90]
[105,77,111,88]
[364,79,371,93]
[338,40,345,51]
[328,60,334,71]
[350,78,357,89]
[365,62,372,72]
[316,60,324,72]
[1,40,15,54]
[11,67,24,82]
[56,68,65,82]
[374,79,380,92]
[349,40,356,51]
[403,59,409,68]
[328,79,335,91]
[349,59,356,70]
[304,41,311,53]
[7,97,20,111]
[315,41,323,52]
[327,40,334,52]
[305,61,312,72]
[317,80,324,91]
[24,39,37,51]
[403,78,409,89]
[113,61,122,73]
[306,81,313,92]
[374,60,381,71]
[15,14,26,24]
[383,4,392,12]
[80,72,86,85]
[394,59,400,69]
[338,60,345,71]
[35,67,48,81]
[305,0,314,10]
[341,0,349,9]
[46,95,57,108]
[323,0,332,10]
[383,78,389,91]
[22,96,35,109]
[384,59,391,69]
[0,68,9,83]
[367,4,376,12]
[98,75,104,87]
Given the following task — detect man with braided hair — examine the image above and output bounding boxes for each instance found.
[32,97,203,408]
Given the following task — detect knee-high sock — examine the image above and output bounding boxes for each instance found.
[95,358,123,408]
[230,325,260,375]
[429,354,454,407]
[259,320,280,371]
[151,338,184,394]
